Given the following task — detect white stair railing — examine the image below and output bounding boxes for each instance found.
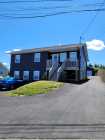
[57,61,67,81]
[49,60,79,81]
[46,59,52,70]
[49,61,59,80]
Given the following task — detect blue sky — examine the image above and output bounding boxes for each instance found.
[0,0,105,68]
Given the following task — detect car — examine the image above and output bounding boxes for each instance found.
[0,76,25,90]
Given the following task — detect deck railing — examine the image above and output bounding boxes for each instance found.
[57,60,79,80]
[46,59,79,70]
[65,60,79,68]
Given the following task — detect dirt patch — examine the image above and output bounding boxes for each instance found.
[98,69,105,82]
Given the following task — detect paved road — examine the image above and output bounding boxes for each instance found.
[0,76,105,139]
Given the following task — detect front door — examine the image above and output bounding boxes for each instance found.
[52,54,59,64]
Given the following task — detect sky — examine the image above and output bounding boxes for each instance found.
[0,0,105,68]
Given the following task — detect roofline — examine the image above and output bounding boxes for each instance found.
[6,43,86,55]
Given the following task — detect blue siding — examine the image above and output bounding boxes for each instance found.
[80,46,87,80]
[87,70,92,76]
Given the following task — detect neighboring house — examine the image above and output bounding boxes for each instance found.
[87,66,96,76]
[9,43,88,82]
[87,66,93,77]
[0,63,9,77]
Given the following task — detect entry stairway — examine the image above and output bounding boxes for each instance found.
[48,61,67,81]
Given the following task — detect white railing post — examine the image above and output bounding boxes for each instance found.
[57,60,67,81]
[46,59,52,70]
[49,61,59,80]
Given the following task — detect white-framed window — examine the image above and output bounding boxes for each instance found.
[23,71,29,81]
[14,71,20,79]
[34,53,40,62]
[15,55,21,63]
[69,52,77,61]
[33,71,40,80]
[52,53,59,64]
[60,52,67,62]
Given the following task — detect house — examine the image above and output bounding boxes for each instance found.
[87,66,97,77]
[87,66,94,77]
[0,63,9,77]
[8,43,88,82]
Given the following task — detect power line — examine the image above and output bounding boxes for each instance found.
[0,0,73,4]
[0,2,102,12]
[0,0,105,20]
[0,8,105,19]
[80,13,98,37]
[80,0,105,42]
[0,1,104,13]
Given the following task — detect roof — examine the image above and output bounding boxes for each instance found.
[7,43,86,54]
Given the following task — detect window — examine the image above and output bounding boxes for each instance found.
[52,53,59,64]
[14,71,20,79]
[15,55,20,63]
[23,71,29,81]
[33,71,40,80]
[34,53,40,62]
[60,53,67,62]
[69,52,77,61]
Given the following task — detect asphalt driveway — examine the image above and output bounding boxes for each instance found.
[0,76,105,139]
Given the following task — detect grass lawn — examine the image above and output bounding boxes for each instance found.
[8,80,64,96]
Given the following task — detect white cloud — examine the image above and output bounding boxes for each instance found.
[86,39,105,51]
[5,49,21,54]
[2,62,8,66]
[5,50,11,54]
[13,49,21,52]
[2,62,10,69]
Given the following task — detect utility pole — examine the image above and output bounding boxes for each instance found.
[80,36,82,44]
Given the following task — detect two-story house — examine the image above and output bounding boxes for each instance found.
[8,43,88,82]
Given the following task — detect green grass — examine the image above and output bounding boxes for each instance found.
[8,80,64,96]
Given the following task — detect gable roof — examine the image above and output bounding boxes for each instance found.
[7,43,87,54]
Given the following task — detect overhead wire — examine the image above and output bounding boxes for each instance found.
[80,0,105,42]
[0,2,103,12]
[0,0,105,20]
[0,0,74,4]
[0,8,105,19]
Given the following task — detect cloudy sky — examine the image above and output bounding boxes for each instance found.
[0,0,105,67]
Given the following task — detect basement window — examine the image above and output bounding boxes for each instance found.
[23,71,29,81]
[33,71,40,80]
[14,71,20,79]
